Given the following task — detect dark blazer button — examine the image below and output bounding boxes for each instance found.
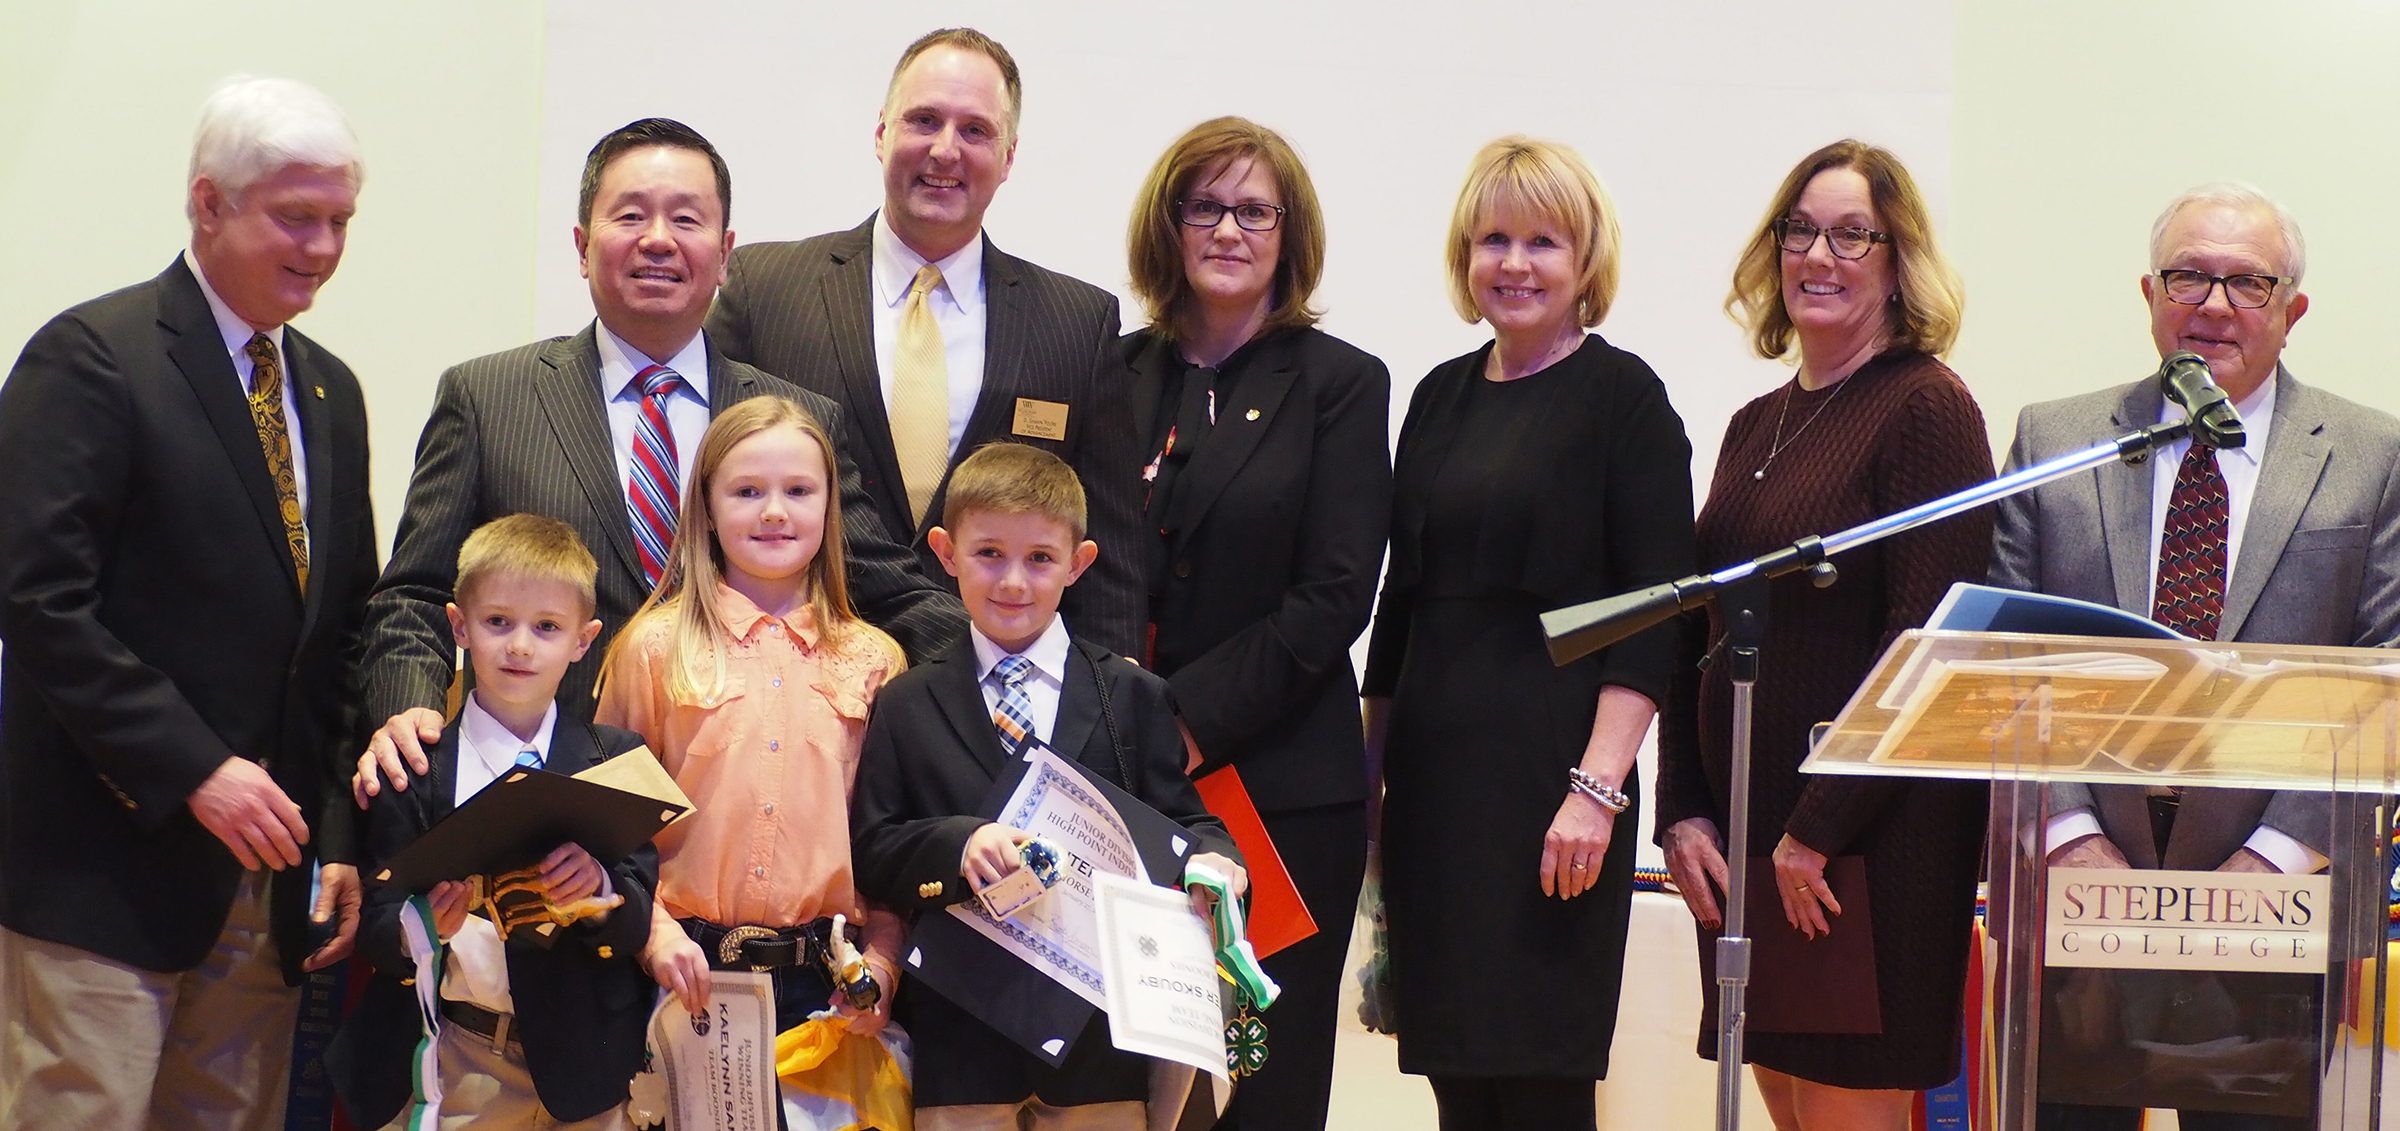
[1173,561,1191,579]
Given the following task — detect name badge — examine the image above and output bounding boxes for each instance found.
[1013,398,1070,441]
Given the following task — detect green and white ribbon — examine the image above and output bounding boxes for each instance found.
[397,894,448,1131]
[1183,858,1279,1010]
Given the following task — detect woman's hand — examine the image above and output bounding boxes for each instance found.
[1662,817,1731,930]
[1538,791,1616,900]
[1772,833,1840,939]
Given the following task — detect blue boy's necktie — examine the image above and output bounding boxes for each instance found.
[514,747,544,771]
[991,655,1038,757]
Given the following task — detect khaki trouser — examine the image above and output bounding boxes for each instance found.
[0,872,300,1131]
[917,1099,1146,1131]
[424,1020,630,1131]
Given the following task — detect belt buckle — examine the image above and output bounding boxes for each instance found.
[716,924,778,969]
[490,1010,511,1055]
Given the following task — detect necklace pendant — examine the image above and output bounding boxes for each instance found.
[1753,468,1766,481]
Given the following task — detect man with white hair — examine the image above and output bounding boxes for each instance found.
[1991,185,2400,1129]
[0,76,376,1131]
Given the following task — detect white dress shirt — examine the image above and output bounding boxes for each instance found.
[871,213,987,457]
[597,323,711,502]
[184,248,309,529]
[971,616,1072,752]
[427,692,560,1015]
[2046,375,2324,874]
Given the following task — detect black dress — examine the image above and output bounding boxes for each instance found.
[1364,336,1696,1079]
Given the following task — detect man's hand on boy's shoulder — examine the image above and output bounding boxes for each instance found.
[354,707,444,806]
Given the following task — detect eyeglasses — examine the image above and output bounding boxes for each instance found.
[1177,199,1285,232]
[2154,269,2290,310]
[1772,218,1889,260]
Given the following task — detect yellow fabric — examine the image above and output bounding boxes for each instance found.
[775,1017,912,1131]
[890,263,950,528]
[243,334,308,591]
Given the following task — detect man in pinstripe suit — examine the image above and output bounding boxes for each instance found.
[355,119,964,789]
[705,27,1146,659]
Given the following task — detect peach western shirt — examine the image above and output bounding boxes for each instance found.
[597,586,903,927]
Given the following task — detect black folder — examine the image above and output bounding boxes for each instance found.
[368,764,689,893]
[902,744,1203,1067]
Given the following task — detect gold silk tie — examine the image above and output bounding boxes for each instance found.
[891,263,952,528]
[244,334,309,591]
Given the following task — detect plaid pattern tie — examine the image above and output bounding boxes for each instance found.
[2152,441,2230,639]
[990,655,1038,757]
[891,263,951,528]
[515,747,545,771]
[243,334,308,591]
[627,364,685,588]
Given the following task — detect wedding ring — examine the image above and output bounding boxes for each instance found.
[1571,861,1588,870]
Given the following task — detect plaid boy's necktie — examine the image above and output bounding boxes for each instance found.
[627,364,685,588]
[2153,441,2230,640]
[991,655,1038,757]
[514,747,544,771]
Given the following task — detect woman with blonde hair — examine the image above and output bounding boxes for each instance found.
[1656,139,1992,1131]
[1362,136,1695,1131]
[1121,115,1390,1131]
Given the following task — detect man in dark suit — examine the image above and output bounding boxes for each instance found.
[1990,184,2400,1131]
[0,77,375,1131]
[356,118,963,792]
[706,27,1146,659]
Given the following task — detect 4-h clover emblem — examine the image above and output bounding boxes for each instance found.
[1225,1007,1270,1077]
[1139,935,1158,958]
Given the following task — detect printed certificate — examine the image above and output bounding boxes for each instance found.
[947,746,1150,1007]
[651,970,778,1131]
[1093,871,1229,1078]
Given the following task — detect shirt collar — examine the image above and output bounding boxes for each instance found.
[182,248,284,363]
[709,582,822,648]
[597,321,713,406]
[2157,367,2276,466]
[971,615,1071,687]
[872,211,985,312]
[459,691,559,769]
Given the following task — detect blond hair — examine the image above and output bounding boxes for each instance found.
[1725,139,1965,360]
[455,513,598,616]
[941,443,1086,541]
[1126,116,1326,338]
[1444,137,1621,328]
[604,397,867,706]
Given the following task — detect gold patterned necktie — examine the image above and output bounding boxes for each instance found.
[891,263,951,529]
[243,333,309,591]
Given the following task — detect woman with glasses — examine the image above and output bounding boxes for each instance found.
[1655,139,1992,1131]
[1120,116,1391,1131]
[1363,136,1694,1131]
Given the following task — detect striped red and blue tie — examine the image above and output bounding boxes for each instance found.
[627,364,684,588]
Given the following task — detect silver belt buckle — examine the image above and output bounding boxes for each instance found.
[716,924,777,969]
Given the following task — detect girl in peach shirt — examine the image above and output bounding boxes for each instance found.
[596,395,906,1037]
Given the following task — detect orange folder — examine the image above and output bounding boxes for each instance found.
[1193,765,1317,958]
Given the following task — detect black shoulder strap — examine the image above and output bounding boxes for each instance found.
[1078,639,1133,788]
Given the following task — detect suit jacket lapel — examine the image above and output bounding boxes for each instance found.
[286,331,336,635]
[959,236,1025,464]
[2221,367,2325,642]
[540,720,604,778]
[1162,342,1300,553]
[927,649,1014,781]
[534,327,645,590]
[162,258,297,597]
[2102,381,2163,616]
[1129,333,1171,445]
[1051,644,1102,779]
[704,338,760,416]
[822,218,911,530]
[420,727,464,827]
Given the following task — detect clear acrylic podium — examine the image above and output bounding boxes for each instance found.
[1803,629,2400,1130]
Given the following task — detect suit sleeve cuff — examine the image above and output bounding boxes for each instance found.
[2040,809,2104,857]
[2244,824,2328,875]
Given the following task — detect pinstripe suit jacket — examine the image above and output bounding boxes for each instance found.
[360,323,964,728]
[706,216,1146,658]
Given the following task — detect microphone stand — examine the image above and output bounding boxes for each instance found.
[1545,408,2234,1131]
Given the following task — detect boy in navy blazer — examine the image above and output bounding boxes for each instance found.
[333,515,657,1130]
[851,443,1244,1130]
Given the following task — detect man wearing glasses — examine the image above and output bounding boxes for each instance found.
[1990,184,2400,1129]
[705,27,1144,658]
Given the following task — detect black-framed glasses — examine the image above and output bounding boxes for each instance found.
[1177,198,1285,232]
[2155,269,2290,310]
[1773,218,1889,260]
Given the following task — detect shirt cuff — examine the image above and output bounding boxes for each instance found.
[2243,825,2328,875]
[2041,809,2105,857]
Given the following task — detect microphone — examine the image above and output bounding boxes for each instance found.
[2157,351,2245,450]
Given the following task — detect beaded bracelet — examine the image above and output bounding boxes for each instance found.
[1567,766,1630,813]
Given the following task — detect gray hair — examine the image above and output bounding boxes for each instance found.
[185,76,363,223]
[2148,181,2307,286]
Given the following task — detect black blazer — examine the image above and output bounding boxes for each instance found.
[707,217,1147,658]
[1125,327,1391,810]
[850,635,1237,1107]
[0,256,377,979]
[329,718,658,1127]
[361,323,964,727]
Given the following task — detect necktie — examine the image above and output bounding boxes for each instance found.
[891,263,951,529]
[627,365,685,588]
[515,747,545,771]
[2152,441,2230,639]
[243,334,309,591]
[990,655,1038,757]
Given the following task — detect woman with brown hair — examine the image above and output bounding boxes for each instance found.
[1655,139,1993,1131]
[1121,116,1391,1131]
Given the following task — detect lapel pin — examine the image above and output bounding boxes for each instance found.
[312,385,325,399]
[1244,408,1261,421]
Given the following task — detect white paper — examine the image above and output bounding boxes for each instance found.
[1093,872,1228,1079]
[650,970,779,1131]
[946,746,1147,1007]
